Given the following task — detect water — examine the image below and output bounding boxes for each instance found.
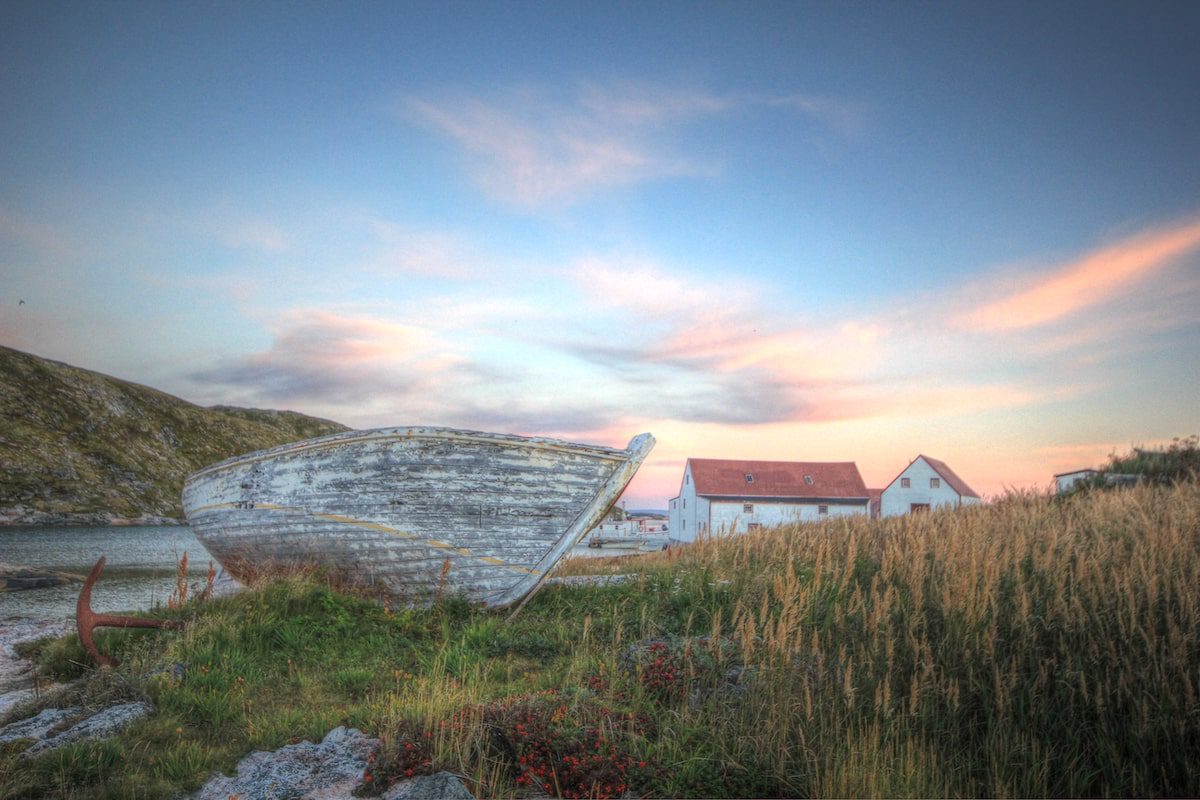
[0,526,215,621]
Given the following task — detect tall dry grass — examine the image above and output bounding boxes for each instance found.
[602,481,1200,796]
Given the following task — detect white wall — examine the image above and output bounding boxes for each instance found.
[669,462,706,542]
[880,458,980,517]
[1055,470,1096,494]
[708,499,867,534]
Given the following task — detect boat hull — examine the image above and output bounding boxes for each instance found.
[182,427,654,608]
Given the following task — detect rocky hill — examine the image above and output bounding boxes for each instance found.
[0,346,350,525]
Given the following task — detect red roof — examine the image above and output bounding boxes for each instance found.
[688,458,869,500]
[918,455,980,499]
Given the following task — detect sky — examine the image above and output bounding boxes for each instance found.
[2,1,1198,507]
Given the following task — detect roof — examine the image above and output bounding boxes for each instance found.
[1052,468,1099,478]
[917,455,980,499]
[687,458,869,500]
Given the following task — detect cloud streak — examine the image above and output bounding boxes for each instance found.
[405,83,860,208]
[960,216,1200,331]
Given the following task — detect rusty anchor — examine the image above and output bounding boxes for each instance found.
[76,556,185,668]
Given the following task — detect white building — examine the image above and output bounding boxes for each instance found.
[880,455,981,517]
[668,458,870,542]
[1054,468,1099,494]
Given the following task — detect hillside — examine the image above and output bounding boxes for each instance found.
[0,346,349,524]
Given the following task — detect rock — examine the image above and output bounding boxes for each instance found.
[382,771,474,800]
[23,701,153,757]
[0,706,83,743]
[0,616,72,714]
[144,662,188,682]
[0,564,85,591]
[192,726,379,800]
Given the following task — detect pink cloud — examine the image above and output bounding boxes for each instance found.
[960,216,1200,331]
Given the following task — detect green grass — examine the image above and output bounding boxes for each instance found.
[3,478,1199,798]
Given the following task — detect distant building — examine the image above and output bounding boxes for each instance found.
[1054,468,1100,494]
[667,458,870,542]
[880,455,981,517]
[1054,468,1140,494]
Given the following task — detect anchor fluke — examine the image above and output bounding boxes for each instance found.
[76,556,185,668]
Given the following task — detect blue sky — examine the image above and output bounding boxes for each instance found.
[2,1,1198,505]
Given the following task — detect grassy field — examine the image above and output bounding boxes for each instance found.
[2,478,1198,798]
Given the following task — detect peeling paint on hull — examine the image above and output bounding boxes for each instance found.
[182,427,655,608]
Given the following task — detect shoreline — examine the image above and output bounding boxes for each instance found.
[0,615,72,716]
[0,511,184,528]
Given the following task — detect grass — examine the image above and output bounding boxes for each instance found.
[3,477,1199,798]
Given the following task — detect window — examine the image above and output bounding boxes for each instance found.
[804,474,814,485]
[745,473,754,484]
[901,477,911,488]
[743,503,754,514]
[683,498,686,509]
[818,505,828,515]
[930,478,940,488]
[685,473,689,484]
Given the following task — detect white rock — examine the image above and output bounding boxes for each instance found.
[192,725,379,800]
[23,701,153,757]
[0,706,82,743]
[382,771,474,799]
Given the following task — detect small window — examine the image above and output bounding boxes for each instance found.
[818,505,828,515]
[930,478,940,488]
[804,474,814,485]
[683,498,686,509]
[743,503,754,514]
[685,473,689,484]
[745,473,754,484]
[901,477,911,488]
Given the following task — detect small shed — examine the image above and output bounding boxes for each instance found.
[1054,468,1100,494]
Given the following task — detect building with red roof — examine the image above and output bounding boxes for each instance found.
[879,455,981,517]
[667,457,870,541]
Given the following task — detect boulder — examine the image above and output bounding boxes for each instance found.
[22,702,153,757]
[382,771,474,799]
[192,726,379,800]
[0,564,85,591]
[0,706,82,744]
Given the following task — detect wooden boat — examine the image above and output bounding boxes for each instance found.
[182,427,654,608]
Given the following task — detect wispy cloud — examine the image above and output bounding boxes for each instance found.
[362,220,486,280]
[404,82,861,208]
[190,311,454,409]
[958,216,1200,331]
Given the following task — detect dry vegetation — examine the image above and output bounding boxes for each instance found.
[4,479,1198,798]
